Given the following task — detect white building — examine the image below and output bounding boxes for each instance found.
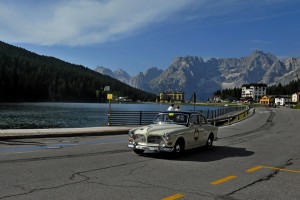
[241,83,267,102]
[292,92,300,103]
[275,96,291,106]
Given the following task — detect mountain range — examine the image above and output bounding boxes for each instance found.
[95,50,300,100]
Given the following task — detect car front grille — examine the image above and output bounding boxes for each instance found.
[147,136,162,144]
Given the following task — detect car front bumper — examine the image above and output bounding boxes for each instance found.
[128,143,173,153]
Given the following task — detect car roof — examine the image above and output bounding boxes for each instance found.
[159,111,204,115]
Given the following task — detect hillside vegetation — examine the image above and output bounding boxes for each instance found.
[0,41,157,102]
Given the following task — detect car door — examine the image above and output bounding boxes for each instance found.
[198,115,209,146]
[188,114,205,148]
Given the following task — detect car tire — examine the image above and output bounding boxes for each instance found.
[173,139,184,154]
[206,134,214,149]
[133,149,144,155]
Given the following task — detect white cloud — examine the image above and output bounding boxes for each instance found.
[0,0,198,46]
[0,0,289,46]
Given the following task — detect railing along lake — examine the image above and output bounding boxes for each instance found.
[108,106,248,126]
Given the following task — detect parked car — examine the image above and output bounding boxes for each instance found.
[128,111,218,155]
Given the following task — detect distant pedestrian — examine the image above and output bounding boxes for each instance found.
[175,106,180,111]
[167,104,174,111]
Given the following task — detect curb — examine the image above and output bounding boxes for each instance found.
[0,126,135,140]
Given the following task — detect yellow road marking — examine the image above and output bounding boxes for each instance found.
[210,175,237,185]
[245,166,264,173]
[246,165,300,173]
[161,193,184,200]
[261,166,300,173]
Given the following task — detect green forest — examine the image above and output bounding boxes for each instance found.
[214,79,300,101]
[213,87,242,101]
[266,80,300,96]
[0,41,158,102]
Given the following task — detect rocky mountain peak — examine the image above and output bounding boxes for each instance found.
[114,68,131,83]
[114,68,130,79]
[250,50,265,56]
[144,67,162,76]
[95,51,300,100]
[143,67,163,82]
[95,66,115,78]
[248,50,277,65]
[114,68,127,75]
[171,56,204,69]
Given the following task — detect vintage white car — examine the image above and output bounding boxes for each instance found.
[128,111,218,155]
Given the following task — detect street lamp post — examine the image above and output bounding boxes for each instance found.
[107,93,112,126]
[103,86,112,126]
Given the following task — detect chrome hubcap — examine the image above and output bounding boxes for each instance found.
[207,137,212,146]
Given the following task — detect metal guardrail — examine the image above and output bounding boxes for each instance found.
[199,106,245,119]
[108,111,159,126]
[208,106,251,126]
[108,106,248,126]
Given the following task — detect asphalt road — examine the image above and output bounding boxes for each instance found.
[0,107,299,200]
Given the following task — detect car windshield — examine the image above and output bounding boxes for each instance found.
[153,113,189,125]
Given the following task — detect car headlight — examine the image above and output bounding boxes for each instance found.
[163,133,171,141]
[133,134,146,143]
[128,129,135,138]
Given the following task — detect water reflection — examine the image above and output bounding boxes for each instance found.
[0,103,218,129]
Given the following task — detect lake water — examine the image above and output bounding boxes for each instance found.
[0,102,220,129]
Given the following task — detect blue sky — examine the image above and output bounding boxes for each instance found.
[1,0,299,76]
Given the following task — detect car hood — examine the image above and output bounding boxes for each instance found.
[133,123,187,136]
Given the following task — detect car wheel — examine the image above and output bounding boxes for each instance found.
[133,149,144,155]
[173,139,184,154]
[206,134,214,149]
